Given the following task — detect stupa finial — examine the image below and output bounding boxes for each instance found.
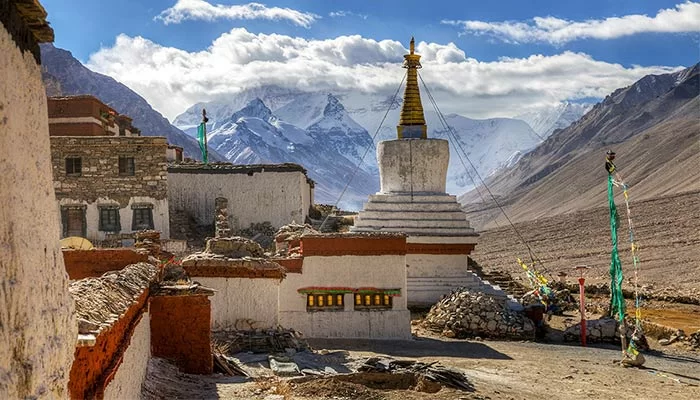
[397,37,427,139]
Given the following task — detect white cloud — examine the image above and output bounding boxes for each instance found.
[443,1,700,44]
[329,10,368,20]
[155,0,319,28]
[86,29,682,121]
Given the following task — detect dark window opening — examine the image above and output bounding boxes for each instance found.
[65,157,82,176]
[132,207,154,231]
[61,206,86,238]
[119,157,135,176]
[306,293,344,311]
[99,207,121,232]
[354,292,393,310]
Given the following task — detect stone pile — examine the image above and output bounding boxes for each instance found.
[275,223,318,256]
[205,236,265,258]
[689,330,700,349]
[563,318,637,344]
[237,222,277,250]
[134,230,165,257]
[423,289,535,340]
[214,197,232,238]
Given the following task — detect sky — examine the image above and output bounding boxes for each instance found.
[41,0,700,121]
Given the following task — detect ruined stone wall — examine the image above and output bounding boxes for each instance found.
[51,136,170,240]
[168,165,312,231]
[0,21,77,399]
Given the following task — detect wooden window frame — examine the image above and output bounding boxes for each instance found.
[354,291,393,311]
[131,204,154,231]
[118,156,135,176]
[60,205,87,238]
[98,206,121,232]
[306,293,344,312]
[65,157,82,176]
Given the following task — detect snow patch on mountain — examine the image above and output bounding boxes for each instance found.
[515,102,593,138]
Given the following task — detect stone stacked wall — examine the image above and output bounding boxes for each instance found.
[50,136,170,240]
[0,14,77,399]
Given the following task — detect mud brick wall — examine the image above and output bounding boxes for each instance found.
[50,136,168,205]
[63,249,149,279]
[150,295,213,374]
[69,289,150,399]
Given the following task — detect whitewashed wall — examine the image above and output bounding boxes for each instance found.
[278,255,411,339]
[195,277,279,330]
[168,170,311,230]
[57,197,170,241]
[0,25,78,399]
[103,312,151,400]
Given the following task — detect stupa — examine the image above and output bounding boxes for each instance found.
[353,38,512,307]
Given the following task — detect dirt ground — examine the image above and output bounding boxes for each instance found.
[142,323,700,400]
[470,191,700,298]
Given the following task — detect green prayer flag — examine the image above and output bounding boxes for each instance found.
[608,174,625,323]
[197,122,208,163]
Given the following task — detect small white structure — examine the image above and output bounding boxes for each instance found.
[168,163,314,231]
[353,38,513,308]
[278,233,411,339]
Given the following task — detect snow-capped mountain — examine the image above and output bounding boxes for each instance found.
[515,102,593,139]
[174,86,545,202]
[206,98,379,209]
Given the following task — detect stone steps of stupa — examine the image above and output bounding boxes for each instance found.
[352,225,476,236]
[360,202,464,212]
[354,216,471,229]
[357,210,469,221]
[367,193,460,203]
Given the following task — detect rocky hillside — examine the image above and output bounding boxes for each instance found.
[461,63,700,229]
[40,44,223,161]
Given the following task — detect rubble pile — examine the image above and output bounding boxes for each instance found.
[423,289,535,340]
[204,236,265,258]
[358,357,473,392]
[563,318,638,344]
[213,327,308,354]
[69,262,159,335]
[689,330,700,349]
[134,230,169,258]
[236,222,277,250]
[274,223,318,256]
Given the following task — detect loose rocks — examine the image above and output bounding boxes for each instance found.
[423,288,535,340]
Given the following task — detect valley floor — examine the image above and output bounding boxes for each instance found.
[470,190,700,298]
[142,324,700,400]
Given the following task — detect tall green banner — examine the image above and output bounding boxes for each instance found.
[197,122,208,163]
[608,174,625,322]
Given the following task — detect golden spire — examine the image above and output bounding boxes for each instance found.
[397,36,427,139]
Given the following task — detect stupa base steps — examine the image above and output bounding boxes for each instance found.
[407,273,522,311]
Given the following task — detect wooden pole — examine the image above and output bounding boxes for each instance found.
[202,109,209,163]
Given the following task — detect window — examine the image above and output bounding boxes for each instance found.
[61,205,86,238]
[131,205,154,231]
[306,293,344,311]
[99,206,121,232]
[65,157,82,176]
[119,157,135,176]
[354,292,393,310]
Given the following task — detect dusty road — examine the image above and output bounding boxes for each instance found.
[143,331,700,400]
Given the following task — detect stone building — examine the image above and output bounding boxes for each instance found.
[48,95,140,137]
[353,38,514,308]
[168,163,314,233]
[0,1,77,398]
[49,96,170,242]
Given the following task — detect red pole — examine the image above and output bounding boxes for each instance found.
[579,277,586,347]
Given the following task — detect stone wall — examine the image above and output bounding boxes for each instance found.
[167,163,312,231]
[51,136,170,240]
[0,14,77,399]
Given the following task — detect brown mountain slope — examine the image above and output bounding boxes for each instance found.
[461,64,700,230]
